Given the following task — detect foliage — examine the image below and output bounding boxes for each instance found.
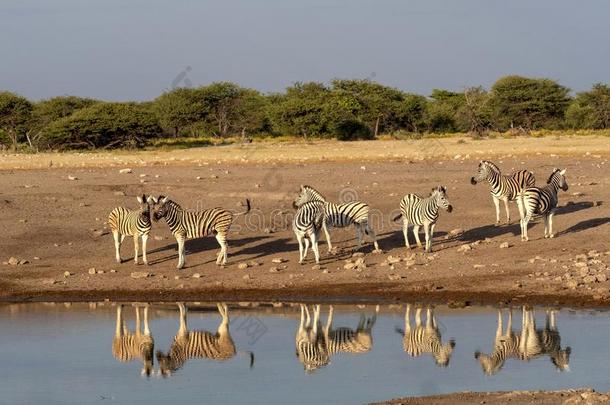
[153,88,201,137]
[333,119,373,141]
[566,83,610,129]
[0,91,33,150]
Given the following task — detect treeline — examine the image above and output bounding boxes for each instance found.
[1,75,610,150]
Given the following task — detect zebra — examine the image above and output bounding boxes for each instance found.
[295,304,330,372]
[108,194,154,265]
[112,304,155,377]
[393,186,453,253]
[475,308,522,375]
[156,303,254,377]
[396,304,455,367]
[519,168,568,241]
[151,196,251,268]
[292,200,326,264]
[322,304,378,357]
[293,185,380,253]
[470,160,535,225]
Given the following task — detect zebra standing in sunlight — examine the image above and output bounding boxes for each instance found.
[295,304,330,372]
[112,304,155,377]
[393,186,453,253]
[151,196,250,268]
[519,168,569,241]
[293,185,380,253]
[470,160,535,225]
[322,305,378,357]
[292,200,326,264]
[474,308,522,375]
[396,305,455,367]
[156,303,254,377]
[108,195,154,265]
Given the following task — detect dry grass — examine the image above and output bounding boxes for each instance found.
[1,134,609,170]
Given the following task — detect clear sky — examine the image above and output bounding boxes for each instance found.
[1,0,608,101]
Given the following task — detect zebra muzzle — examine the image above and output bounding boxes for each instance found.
[470,177,477,185]
[447,205,453,213]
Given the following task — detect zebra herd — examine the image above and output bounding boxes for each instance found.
[111,303,570,376]
[108,160,569,267]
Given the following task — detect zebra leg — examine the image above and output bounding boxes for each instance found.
[115,305,123,337]
[355,224,363,250]
[112,231,122,264]
[364,222,381,252]
[402,218,411,249]
[141,234,149,265]
[135,306,142,335]
[502,197,510,224]
[549,210,555,238]
[324,305,334,336]
[296,231,305,264]
[176,235,186,269]
[405,304,412,333]
[424,223,431,253]
[493,196,501,225]
[496,309,503,340]
[133,234,139,264]
[415,307,422,327]
[543,214,549,238]
[303,237,311,263]
[177,303,188,337]
[310,232,320,264]
[413,225,423,249]
[215,233,228,265]
[322,222,333,254]
[521,213,532,242]
[143,305,150,335]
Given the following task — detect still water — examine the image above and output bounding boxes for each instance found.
[0,302,608,405]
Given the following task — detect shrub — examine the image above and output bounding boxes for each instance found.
[333,119,374,141]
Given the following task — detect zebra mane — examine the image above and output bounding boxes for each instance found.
[481,160,500,172]
[301,185,327,202]
[546,168,560,184]
[158,196,183,210]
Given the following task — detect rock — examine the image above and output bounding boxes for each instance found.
[457,245,472,253]
[153,235,164,241]
[110,269,117,273]
[33,256,40,260]
[271,258,285,264]
[88,267,96,275]
[63,271,72,277]
[574,262,588,268]
[566,279,580,289]
[243,274,251,280]
[583,275,597,284]
[596,274,608,283]
[130,271,151,279]
[473,264,486,269]
[174,275,181,280]
[449,228,464,236]
[8,257,19,265]
[499,242,510,249]
[42,279,57,285]
[352,252,365,258]
[67,175,78,181]
[248,261,261,267]
[119,168,133,174]
[344,262,357,270]
[113,191,126,196]
[269,267,279,273]
[311,264,321,271]
[237,262,249,270]
[192,273,202,279]
[387,255,401,264]
[388,274,402,281]
[322,269,329,274]
[577,267,590,277]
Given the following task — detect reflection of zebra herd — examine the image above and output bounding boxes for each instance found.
[108,160,569,267]
[112,304,570,376]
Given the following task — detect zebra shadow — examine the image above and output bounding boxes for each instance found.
[233,237,297,260]
[458,223,521,243]
[377,230,450,252]
[556,201,600,215]
[557,217,610,236]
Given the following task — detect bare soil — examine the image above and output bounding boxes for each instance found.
[1,138,609,305]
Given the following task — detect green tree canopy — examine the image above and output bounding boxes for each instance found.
[153,88,201,137]
[566,83,610,129]
[0,91,33,150]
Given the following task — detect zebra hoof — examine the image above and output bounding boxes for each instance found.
[549,234,555,238]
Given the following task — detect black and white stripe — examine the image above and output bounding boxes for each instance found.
[475,308,521,376]
[108,194,154,264]
[519,168,568,241]
[295,304,329,372]
[292,200,325,264]
[293,185,380,253]
[323,305,378,357]
[471,160,535,225]
[394,186,453,253]
[156,303,253,377]
[396,305,455,367]
[112,305,154,377]
[152,196,250,268]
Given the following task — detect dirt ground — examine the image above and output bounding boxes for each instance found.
[372,389,609,405]
[1,137,609,305]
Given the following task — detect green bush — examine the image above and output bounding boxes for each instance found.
[333,119,374,141]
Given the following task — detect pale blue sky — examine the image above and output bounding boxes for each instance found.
[1,0,608,101]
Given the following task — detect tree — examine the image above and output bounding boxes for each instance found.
[153,88,201,137]
[0,91,33,150]
[231,88,269,138]
[43,102,161,149]
[425,89,465,132]
[395,94,428,133]
[566,83,610,129]
[456,86,491,136]
[488,75,570,131]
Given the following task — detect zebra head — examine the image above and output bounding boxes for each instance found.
[547,168,569,192]
[136,194,152,219]
[475,350,503,375]
[293,185,326,209]
[551,346,571,372]
[431,186,453,213]
[151,195,171,222]
[471,160,497,185]
[155,350,174,378]
[434,339,455,367]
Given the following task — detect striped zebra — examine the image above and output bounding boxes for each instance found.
[322,304,378,357]
[475,308,522,375]
[293,185,380,253]
[295,304,330,372]
[393,186,453,253]
[470,160,535,225]
[151,196,251,268]
[292,200,326,264]
[519,168,568,241]
[156,303,254,377]
[396,305,455,367]
[108,194,154,265]
[519,307,571,371]
[112,304,155,377]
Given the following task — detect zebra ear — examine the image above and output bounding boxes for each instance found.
[161,196,169,203]
[300,184,305,191]
[137,195,144,204]
[147,196,156,204]
[559,168,566,176]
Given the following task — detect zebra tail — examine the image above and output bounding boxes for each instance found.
[238,350,255,368]
[234,199,251,216]
[392,213,403,222]
[394,327,405,336]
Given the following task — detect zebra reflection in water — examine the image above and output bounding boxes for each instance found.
[156,303,254,377]
[295,304,329,372]
[112,304,154,377]
[395,304,455,367]
[475,307,571,375]
[323,305,378,358]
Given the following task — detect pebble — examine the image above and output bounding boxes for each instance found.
[271,258,285,264]
[130,271,151,279]
[63,271,72,277]
[237,262,249,270]
[387,256,401,264]
[499,242,510,249]
[192,273,202,279]
[449,228,464,236]
[269,267,279,273]
[153,235,164,241]
[113,191,126,196]
[596,274,608,283]
[583,275,597,284]
[42,279,57,285]
[344,262,357,270]
[457,245,472,252]
[311,264,321,271]
[67,175,78,181]
[8,257,19,266]
[119,168,133,174]
[473,264,486,269]
[88,267,97,275]
[243,274,251,280]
